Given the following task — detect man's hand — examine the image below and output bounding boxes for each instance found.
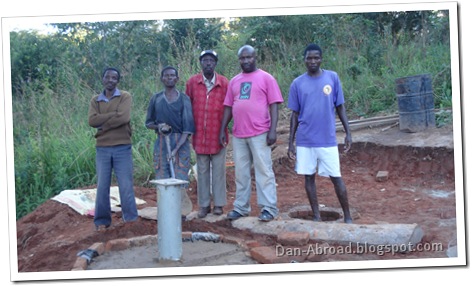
[158,123,172,135]
[266,130,277,146]
[167,148,177,162]
[343,133,352,153]
[288,143,296,160]
[219,131,228,147]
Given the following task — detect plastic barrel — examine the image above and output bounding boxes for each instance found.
[395,74,435,133]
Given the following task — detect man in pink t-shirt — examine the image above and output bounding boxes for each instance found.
[219,45,284,222]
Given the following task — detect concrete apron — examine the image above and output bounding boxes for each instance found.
[140,205,424,248]
[231,217,424,247]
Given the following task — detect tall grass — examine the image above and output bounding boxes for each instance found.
[12,71,158,219]
[12,37,452,219]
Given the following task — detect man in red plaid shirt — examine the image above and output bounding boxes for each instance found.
[185,50,230,218]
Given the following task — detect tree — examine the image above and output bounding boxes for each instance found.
[10,31,63,96]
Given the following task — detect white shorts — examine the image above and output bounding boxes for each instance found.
[295,146,341,177]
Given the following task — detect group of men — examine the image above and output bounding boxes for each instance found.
[87,43,353,231]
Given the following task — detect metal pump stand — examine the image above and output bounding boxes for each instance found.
[150,124,188,262]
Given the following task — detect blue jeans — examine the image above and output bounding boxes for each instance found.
[94,144,138,226]
[232,133,278,217]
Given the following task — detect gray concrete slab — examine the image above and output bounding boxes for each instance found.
[87,239,256,270]
[139,204,423,248]
[231,217,423,247]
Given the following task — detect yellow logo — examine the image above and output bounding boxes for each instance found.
[323,85,332,95]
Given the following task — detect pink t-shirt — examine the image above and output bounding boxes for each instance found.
[224,69,284,138]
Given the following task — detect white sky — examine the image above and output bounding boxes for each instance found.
[8,23,56,34]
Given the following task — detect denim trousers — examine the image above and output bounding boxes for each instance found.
[196,147,227,208]
[232,133,278,217]
[94,144,138,226]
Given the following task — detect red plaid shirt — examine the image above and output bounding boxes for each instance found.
[185,72,229,154]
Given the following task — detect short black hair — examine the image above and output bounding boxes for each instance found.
[102,67,121,81]
[304,43,322,57]
[161,66,179,78]
[238,45,256,57]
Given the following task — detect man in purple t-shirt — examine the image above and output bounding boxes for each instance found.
[219,45,284,222]
[287,43,353,223]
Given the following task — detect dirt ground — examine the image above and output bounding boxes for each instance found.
[14,119,458,273]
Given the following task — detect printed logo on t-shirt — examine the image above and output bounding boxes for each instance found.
[239,82,252,99]
[323,84,332,96]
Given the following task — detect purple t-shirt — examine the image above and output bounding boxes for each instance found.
[224,69,284,138]
[288,70,345,147]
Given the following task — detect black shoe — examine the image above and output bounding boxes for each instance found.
[95,224,110,231]
[198,206,211,218]
[213,206,223,216]
[258,210,274,222]
[226,210,244,220]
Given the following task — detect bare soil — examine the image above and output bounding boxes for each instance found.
[15,121,457,272]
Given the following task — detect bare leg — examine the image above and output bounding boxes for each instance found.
[305,174,321,221]
[330,176,353,223]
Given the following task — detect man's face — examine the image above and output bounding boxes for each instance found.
[200,55,217,75]
[238,49,257,73]
[161,68,179,88]
[102,70,119,91]
[304,50,323,74]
